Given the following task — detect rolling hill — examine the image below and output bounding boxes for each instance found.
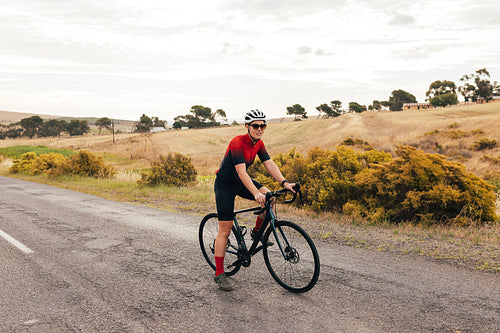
[0,109,136,132]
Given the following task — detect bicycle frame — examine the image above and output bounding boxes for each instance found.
[227,189,295,268]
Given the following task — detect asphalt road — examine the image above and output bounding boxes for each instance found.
[0,176,499,332]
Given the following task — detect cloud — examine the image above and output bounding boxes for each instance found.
[388,13,416,26]
[297,46,313,55]
[455,1,500,28]
[315,49,335,56]
[0,0,499,121]
[220,0,348,18]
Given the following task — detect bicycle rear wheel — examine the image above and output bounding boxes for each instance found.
[199,213,241,276]
[263,220,320,293]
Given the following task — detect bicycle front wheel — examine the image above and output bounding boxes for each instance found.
[263,220,320,293]
[199,213,241,276]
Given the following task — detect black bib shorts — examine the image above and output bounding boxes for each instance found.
[214,177,263,221]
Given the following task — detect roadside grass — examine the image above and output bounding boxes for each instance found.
[1,160,498,272]
[0,145,74,158]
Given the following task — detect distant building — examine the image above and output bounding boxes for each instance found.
[151,127,166,133]
[476,96,500,104]
[402,103,434,110]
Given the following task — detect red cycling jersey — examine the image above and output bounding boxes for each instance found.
[216,133,270,183]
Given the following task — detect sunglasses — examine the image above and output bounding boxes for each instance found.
[250,124,267,130]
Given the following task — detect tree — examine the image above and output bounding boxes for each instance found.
[172,115,187,129]
[459,68,493,103]
[368,100,382,111]
[20,115,43,138]
[151,117,167,128]
[95,117,112,135]
[66,120,89,136]
[493,81,500,96]
[348,102,367,113]
[173,105,225,129]
[385,90,417,111]
[316,100,342,118]
[426,80,458,107]
[5,128,23,139]
[316,104,332,119]
[286,104,307,120]
[214,109,227,123]
[330,100,342,115]
[190,105,213,122]
[135,114,154,133]
[39,119,68,137]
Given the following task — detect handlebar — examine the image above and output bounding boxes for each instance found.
[253,183,301,215]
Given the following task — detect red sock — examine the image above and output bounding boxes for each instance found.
[254,216,264,231]
[215,256,225,276]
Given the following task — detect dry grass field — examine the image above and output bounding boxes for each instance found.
[1,103,499,177]
[0,110,59,124]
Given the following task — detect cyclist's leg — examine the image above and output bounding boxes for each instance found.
[214,178,237,279]
[214,220,233,276]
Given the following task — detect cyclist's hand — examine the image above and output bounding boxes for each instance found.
[254,192,266,207]
[284,182,296,193]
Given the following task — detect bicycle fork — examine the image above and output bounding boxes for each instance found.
[270,221,297,262]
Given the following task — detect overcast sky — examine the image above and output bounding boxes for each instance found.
[1,0,499,122]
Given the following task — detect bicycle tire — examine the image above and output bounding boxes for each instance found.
[199,213,241,276]
[263,220,320,293]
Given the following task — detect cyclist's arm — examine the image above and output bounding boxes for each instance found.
[235,163,266,206]
[262,160,296,193]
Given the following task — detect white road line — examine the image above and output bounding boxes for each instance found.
[0,229,34,254]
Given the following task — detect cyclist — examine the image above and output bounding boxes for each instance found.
[213,109,296,291]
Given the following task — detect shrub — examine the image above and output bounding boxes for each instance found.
[444,129,469,139]
[471,129,485,135]
[360,149,393,165]
[470,138,497,151]
[481,155,500,166]
[339,137,373,151]
[250,143,496,225]
[248,147,306,190]
[139,152,197,186]
[9,152,37,173]
[30,153,66,175]
[447,122,459,129]
[423,129,440,136]
[249,145,391,212]
[483,171,500,192]
[9,150,115,178]
[346,145,496,225]
[56,150,116,178]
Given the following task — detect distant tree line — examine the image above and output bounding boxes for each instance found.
[0,116,91,139]
[2,68,498,138]
[132,114,167,133]
[172,105,227,129]
[287,68,499,119]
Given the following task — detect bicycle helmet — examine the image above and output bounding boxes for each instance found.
[244,109,266,124]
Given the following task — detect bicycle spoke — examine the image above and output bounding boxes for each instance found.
[263,221,320,293]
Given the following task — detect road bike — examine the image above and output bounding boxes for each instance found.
[199,184,320,293]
